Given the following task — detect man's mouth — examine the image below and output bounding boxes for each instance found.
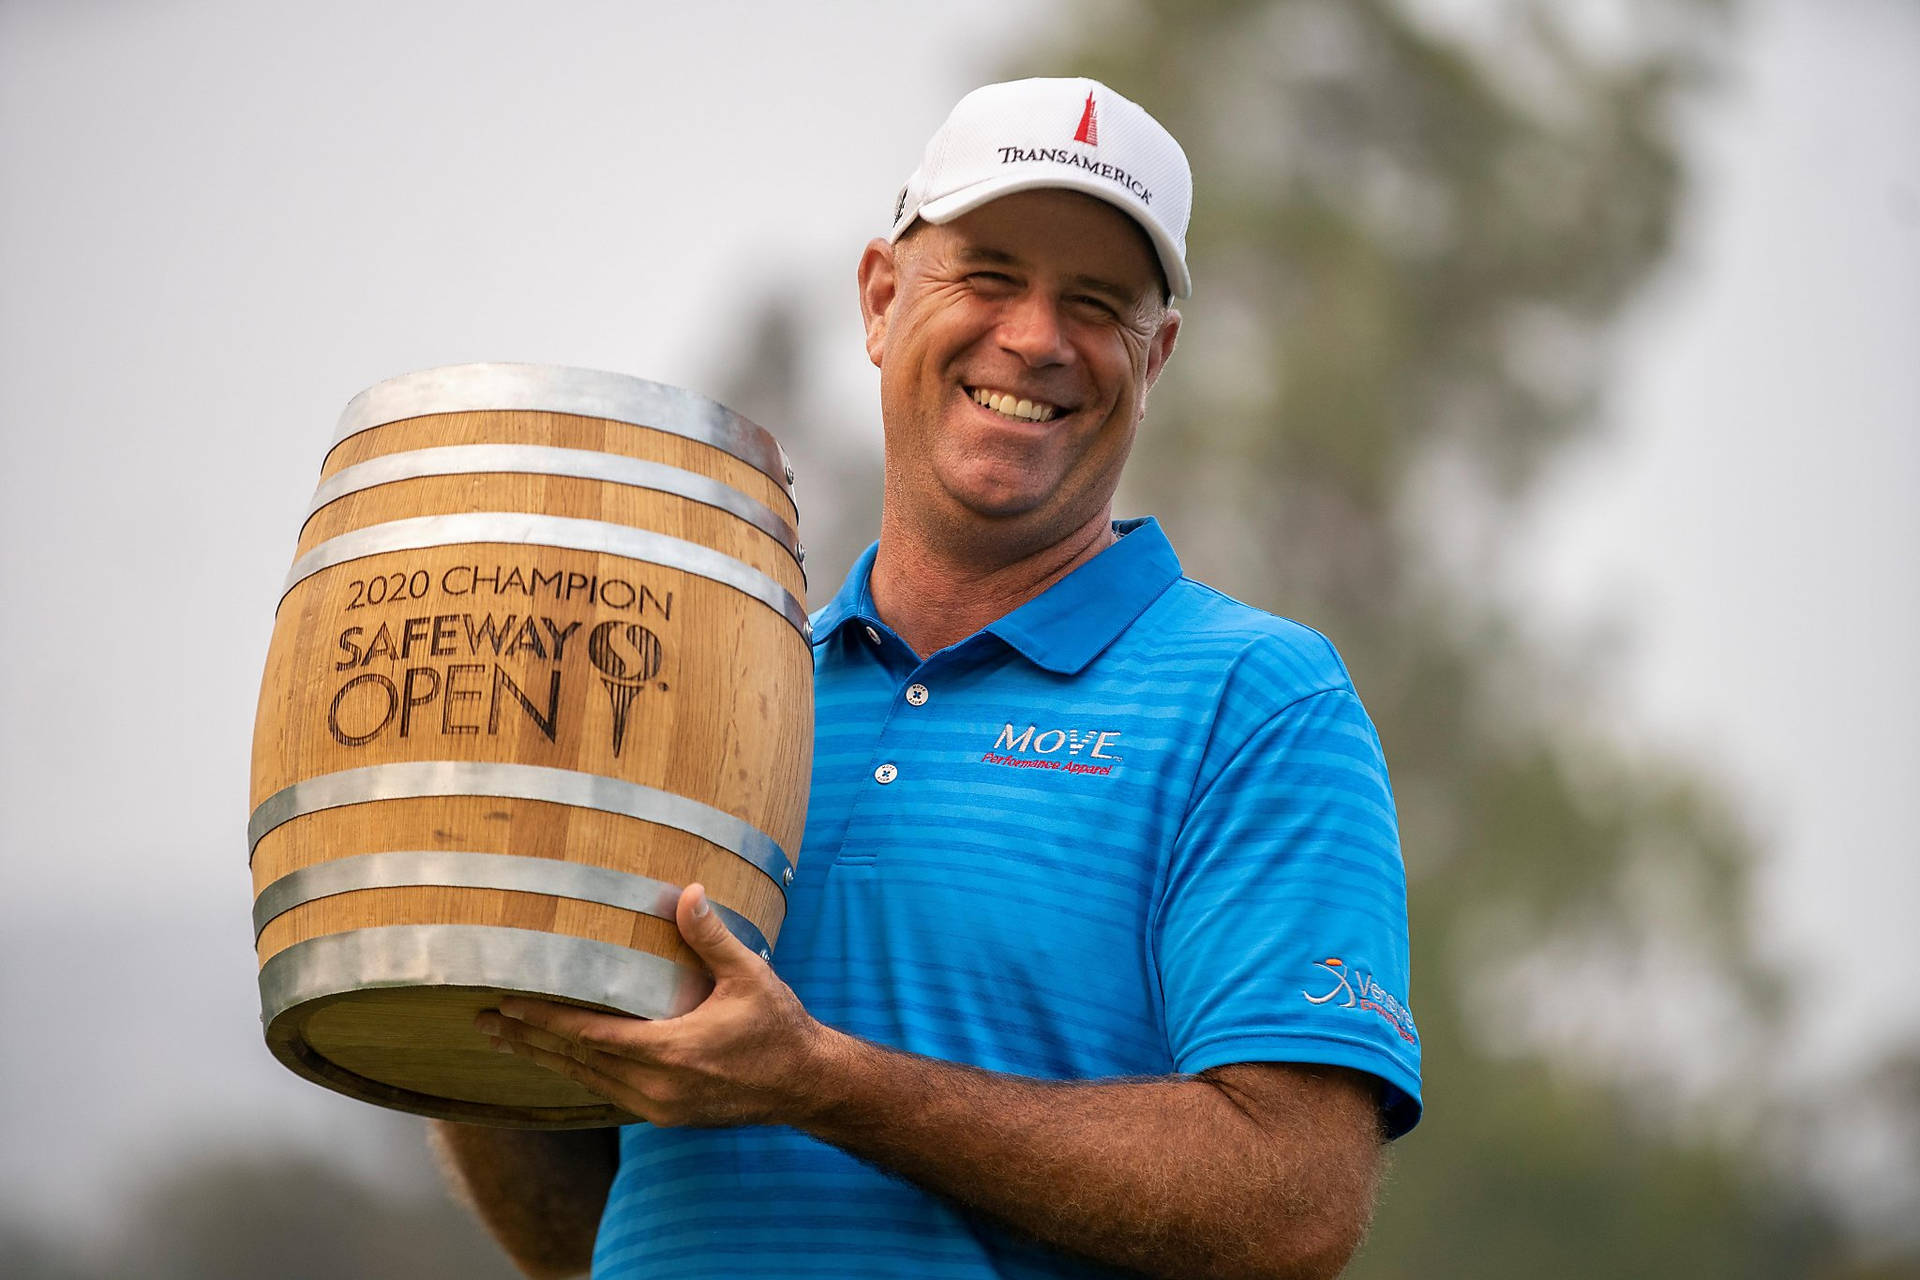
[968,386,1063,423]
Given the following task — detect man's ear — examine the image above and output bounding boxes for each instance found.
[1142,307,1181,396]
[856,237,899,369]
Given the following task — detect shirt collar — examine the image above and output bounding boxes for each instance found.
[810,538,884,643]
[812,518,1183,675]
[986,517,1182,673]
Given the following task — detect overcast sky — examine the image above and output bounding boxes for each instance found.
[0,0,1913,1234]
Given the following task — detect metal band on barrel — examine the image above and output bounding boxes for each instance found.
[252,850,771,957]
[257,924,714,1028]
[306,445,802,563]
[281,512,810,639]
[247,761,794,894]
[330,364,794,495]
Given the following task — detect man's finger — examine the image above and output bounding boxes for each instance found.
[477,1010,602,1064]
[494,996,666,1060]
[495,1033,641,1112]
[675,883,766,980]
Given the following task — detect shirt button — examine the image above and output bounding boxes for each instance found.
[863,625,882,645]
[905,683,929,706]
[873,763,898,784]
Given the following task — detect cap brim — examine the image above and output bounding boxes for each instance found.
[913,172,1191,299]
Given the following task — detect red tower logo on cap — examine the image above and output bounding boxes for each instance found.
[1073,91,1098,145]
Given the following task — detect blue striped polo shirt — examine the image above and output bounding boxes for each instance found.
[593,517,1420,1279]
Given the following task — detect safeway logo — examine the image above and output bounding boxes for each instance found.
[1073,91,1099,145]
[980,722,1122,777]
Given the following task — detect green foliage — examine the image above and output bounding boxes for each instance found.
[996,0,1911,1274]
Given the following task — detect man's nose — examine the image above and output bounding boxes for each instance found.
[996,291,1073,367]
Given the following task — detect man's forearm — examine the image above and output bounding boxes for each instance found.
[794,1033,1380,1280]
[429,1121,618,1280]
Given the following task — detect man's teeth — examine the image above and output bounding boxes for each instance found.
[970,387,1059,423]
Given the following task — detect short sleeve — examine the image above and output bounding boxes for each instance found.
[1154,686,1422,1138]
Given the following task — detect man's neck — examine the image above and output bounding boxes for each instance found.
[868,509,1117,658]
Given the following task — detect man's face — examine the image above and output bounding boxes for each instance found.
[858,189,1180,555]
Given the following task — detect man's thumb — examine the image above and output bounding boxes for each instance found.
[676,883,762,975]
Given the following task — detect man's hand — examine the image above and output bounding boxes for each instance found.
[478,883,845,1129]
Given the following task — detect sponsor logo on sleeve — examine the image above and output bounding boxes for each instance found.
[1303,958,1417,1045]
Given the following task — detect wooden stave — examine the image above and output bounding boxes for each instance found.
[320,409,799,530]
[328,364,797,502]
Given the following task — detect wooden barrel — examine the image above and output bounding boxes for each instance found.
[249,363,811,1127]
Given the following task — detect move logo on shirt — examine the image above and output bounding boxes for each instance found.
[980,722,1123,777]
[1303,958,1417,1045]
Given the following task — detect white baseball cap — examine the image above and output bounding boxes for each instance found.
[889,77,1194,299]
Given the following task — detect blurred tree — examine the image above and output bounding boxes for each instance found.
[0,1221,102,1280]
[127,1148,523,1280]
[976,0,1917,1275]
[0,1144,523,1280]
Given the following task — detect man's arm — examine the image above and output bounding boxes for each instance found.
[799,1048,1383,1279]
[482,885,1385,1280]
[428,1121,619,1280]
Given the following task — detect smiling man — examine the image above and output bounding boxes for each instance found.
[435,78,1421,1280]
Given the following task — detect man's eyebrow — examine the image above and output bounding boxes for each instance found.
[1063,271,1139,304]
[956,246,1022,269]
[955,246,1143,304]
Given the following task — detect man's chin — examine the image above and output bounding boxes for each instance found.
[947,490,1115,549]
[946,485,1052,524]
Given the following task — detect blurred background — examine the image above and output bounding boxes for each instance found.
[2,0,1915,1275]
